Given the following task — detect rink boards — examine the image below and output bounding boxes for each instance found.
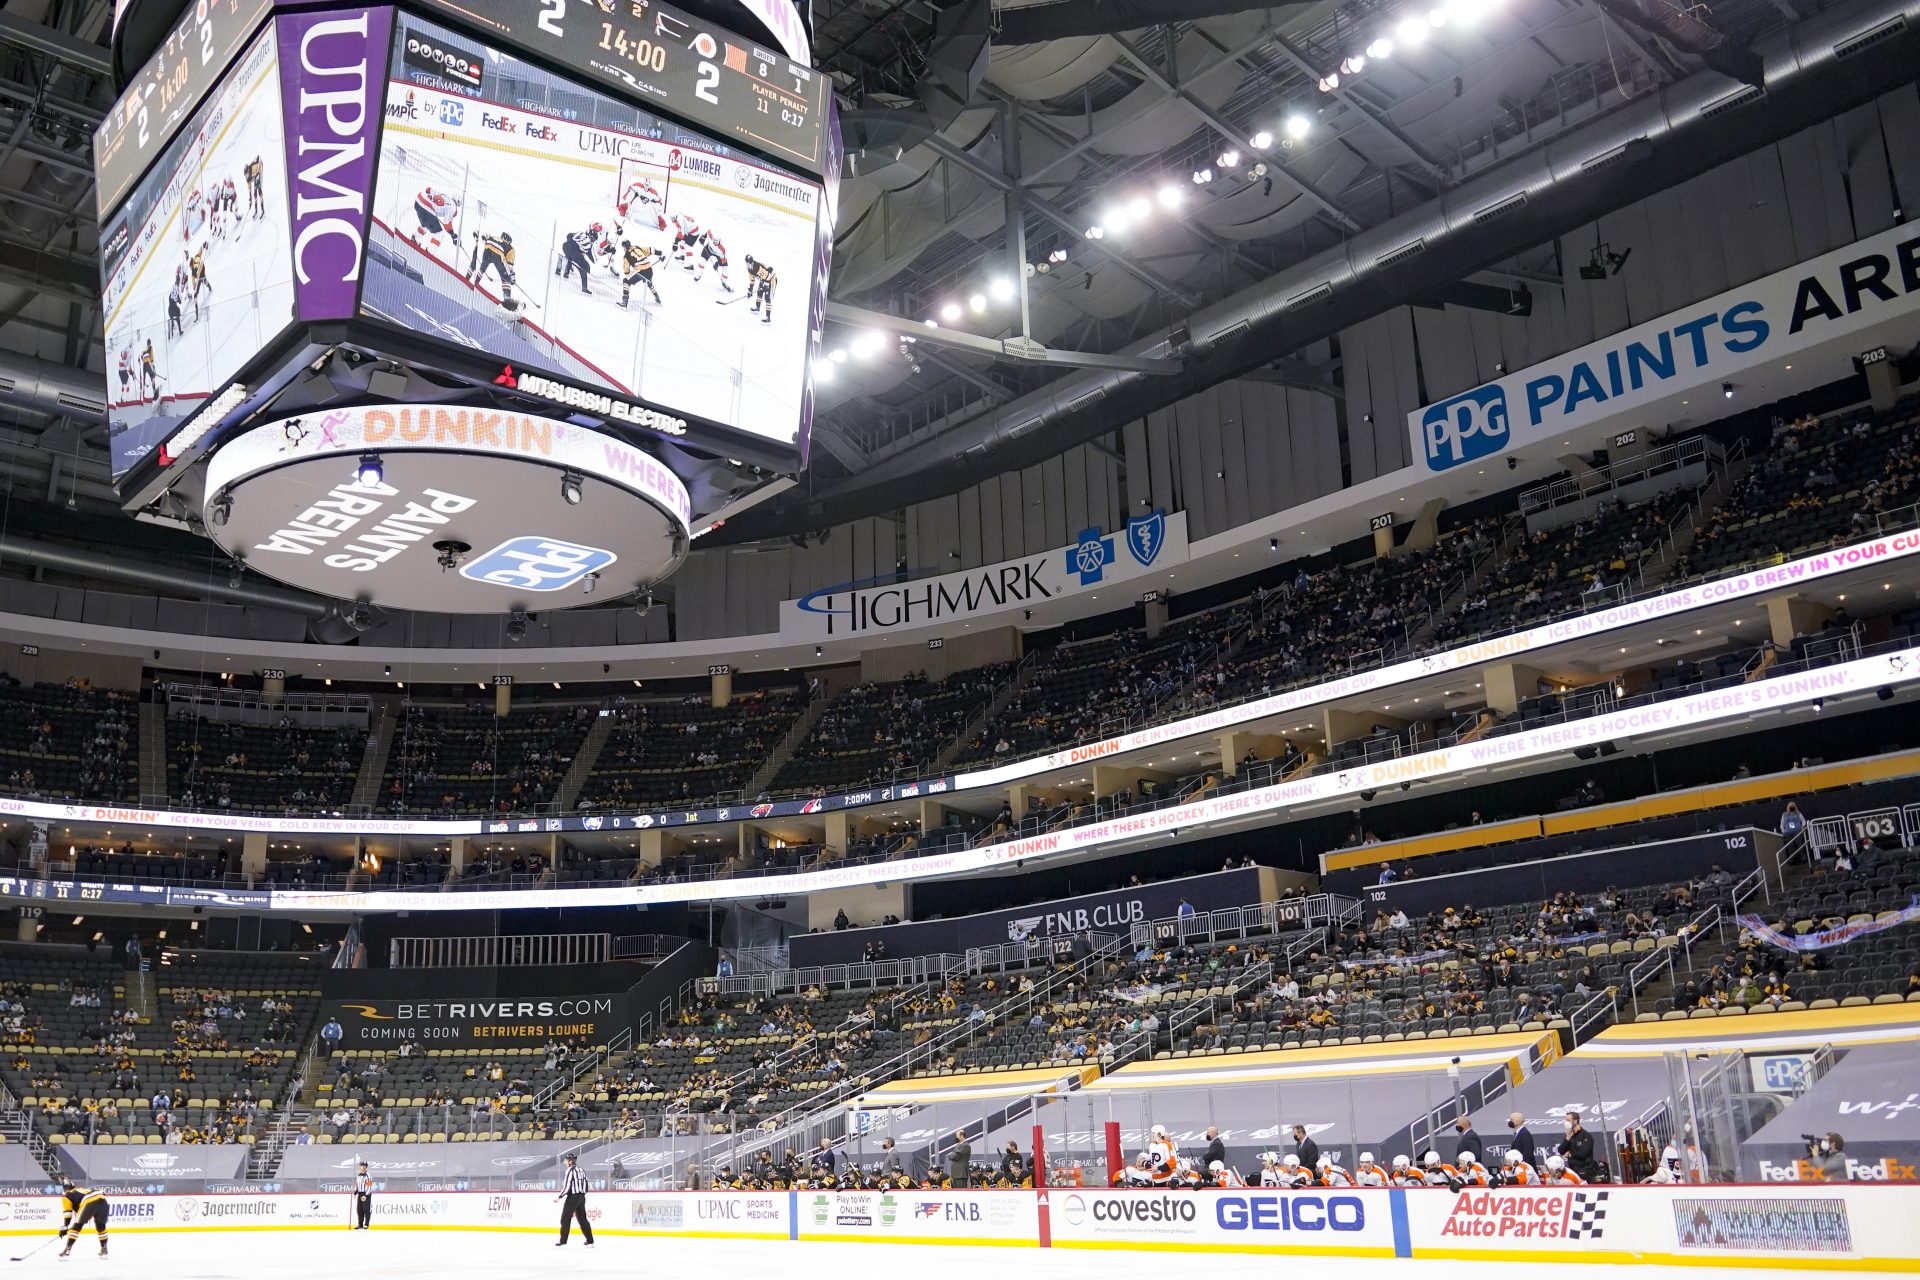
[1,1186,1913,1268]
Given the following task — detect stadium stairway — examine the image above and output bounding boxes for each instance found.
[349,699,402,811]
[137,698,167,802]
[0,1085,66,1182]
[553,712,617,811]
[124,967,157,1022]
[1407,516,1518,652]
[1636,446,1753,584]
[741,690,829,799]
[931,654,1037,773]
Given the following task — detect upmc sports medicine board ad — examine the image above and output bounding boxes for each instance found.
[361,13,819,450]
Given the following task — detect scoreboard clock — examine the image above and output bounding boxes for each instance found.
[409,0,832,175]
[95,0,275,217]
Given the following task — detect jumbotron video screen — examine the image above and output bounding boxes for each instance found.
[360,12,824,453]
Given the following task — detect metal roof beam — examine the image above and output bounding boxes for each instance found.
[1110,31,1364,234]
[0,11,112,77]
[1264,31,1449,181]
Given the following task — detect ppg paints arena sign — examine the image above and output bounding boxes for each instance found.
[323,994,624,1048]
[202,405,691,611]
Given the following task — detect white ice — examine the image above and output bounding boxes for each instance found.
[6,1231,1913,1280]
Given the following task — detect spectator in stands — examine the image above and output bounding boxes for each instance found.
[321,1017,343,1052]
[1779,801,1808,838]
[1508,1112,1536,1167]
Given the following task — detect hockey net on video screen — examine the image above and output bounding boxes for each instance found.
[615,156,673,230]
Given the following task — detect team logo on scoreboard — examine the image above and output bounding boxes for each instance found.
[458,537,618,591]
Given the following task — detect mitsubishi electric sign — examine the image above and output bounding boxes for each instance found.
[779,510,1189,641]
[1412,224,1920,471]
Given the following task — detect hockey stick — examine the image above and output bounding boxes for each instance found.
[10,1236,59,1262]
[714,292,753,306]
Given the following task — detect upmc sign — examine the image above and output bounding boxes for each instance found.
[1412,223,1920,470]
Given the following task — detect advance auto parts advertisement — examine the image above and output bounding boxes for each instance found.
[322,993,626,1048]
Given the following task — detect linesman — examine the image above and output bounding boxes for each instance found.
[555,1153,594,1247]
[353,1159,374,1228]
[58,1179,108,1258]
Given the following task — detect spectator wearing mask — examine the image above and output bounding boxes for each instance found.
[1779,801,1808,839]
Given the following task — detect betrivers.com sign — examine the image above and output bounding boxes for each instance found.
[1412,224,1920,471]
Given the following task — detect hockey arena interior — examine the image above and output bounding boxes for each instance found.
[2,0,1920,1271]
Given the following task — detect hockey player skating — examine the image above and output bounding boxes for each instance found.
[168,283,186,337]
[246,156,265,217]
[745,254,777,325]
[189,243,212,315]
[556,223,612,295]
[467,231,518,304]
[618,240,663,308]
[57,1179,109,1258]
[412,186,462,254]
[692,228,733,291]
[668,212,702,266]
[116,347,135,401]
[139,340,161,401]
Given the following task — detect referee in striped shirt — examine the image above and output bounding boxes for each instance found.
[555,1154,594,1247]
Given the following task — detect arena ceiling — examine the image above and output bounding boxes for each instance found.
[0,0,1866,573]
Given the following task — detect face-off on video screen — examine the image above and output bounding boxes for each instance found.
[360,14,822,453]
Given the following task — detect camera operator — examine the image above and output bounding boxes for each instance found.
[1804,1132,1848,1182]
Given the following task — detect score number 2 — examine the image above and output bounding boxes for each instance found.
[696,60,718,103]
[539,0,564,36]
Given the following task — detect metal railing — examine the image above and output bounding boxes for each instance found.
[1519,437,1715,516]
[389,932,611,968]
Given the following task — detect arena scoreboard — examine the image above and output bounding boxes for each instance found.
[409,0,832,176]
[98,0,834,614]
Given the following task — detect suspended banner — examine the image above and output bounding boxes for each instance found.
[1737,896,1920,952]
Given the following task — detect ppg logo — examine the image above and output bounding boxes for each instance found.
[1761,1056,1810,1090]
[439,99,464,126]
[460,537,618,591]
[1420,384,1510,469]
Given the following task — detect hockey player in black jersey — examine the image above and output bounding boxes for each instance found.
[467,231,518,304]
[745,255,777,326]
[58,1180,108,1258]
[618,241,663,308]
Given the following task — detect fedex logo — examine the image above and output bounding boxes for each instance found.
[1420,385,1509,469]
[481,112,516,133]
[459,536,617,591]
[526,123,558,141]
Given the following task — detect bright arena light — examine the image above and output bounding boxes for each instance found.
[827,348,847,363]
[968,293,987,313]
[811,359,835,381]
[1128,194,1152,219]
[1366,36,1394,58]
[1157,185,1184,208]
[1217,149,1241,168]
[1249,130,1274,150]
[1397,16,1428,44]
[1285,113,1311,140]
[940,302,962,322]
[989,276,1015,301]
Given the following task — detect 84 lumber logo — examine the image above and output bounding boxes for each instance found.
[1440,1190,1610,1240]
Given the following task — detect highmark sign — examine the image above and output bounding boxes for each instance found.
[1411,223,1920,471]
[778,510,1188,641]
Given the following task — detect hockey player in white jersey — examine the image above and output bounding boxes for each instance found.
[1353,1152,1392,1187]
[1274,1154,1314,1189]
[412,186,462,254]
[669,212,703,266]
[692,228,734,291]
[1641,1144,1686,1184]
[618,175,664,227]
[1316,1154,1354,1187]
[1256,1152,1285,1187]
[1502,1149,1542,1186]
[1389,1154,1423,1187]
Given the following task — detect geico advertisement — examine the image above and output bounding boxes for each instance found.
[796,1190,1035,1241]
[1048,1189,1394,1254]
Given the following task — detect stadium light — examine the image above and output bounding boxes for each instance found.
[827,348,848,363]
[989,276,1015,301]
[810,359,834,382]
[1192,168,1215,184]
[940,301,962,322]
[1318,73,1341,91]
[1157,185,1184,209]
[968,293,987,313]
[1249,130,1273,150]
[559,470,583,505]
[1366,36,1394,58]
[1217,149,1241,168]
[1084,224,1104,239]
[1285,113,1312,140]
[1397,16,1428,44]
[1128,194,1152,219]
[355,453,383,486]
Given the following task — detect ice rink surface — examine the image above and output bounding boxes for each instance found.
[7,1232,1915,1279]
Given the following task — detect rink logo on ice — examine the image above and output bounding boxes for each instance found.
[459,537,618,592]
[1672,1198,1851,1252]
